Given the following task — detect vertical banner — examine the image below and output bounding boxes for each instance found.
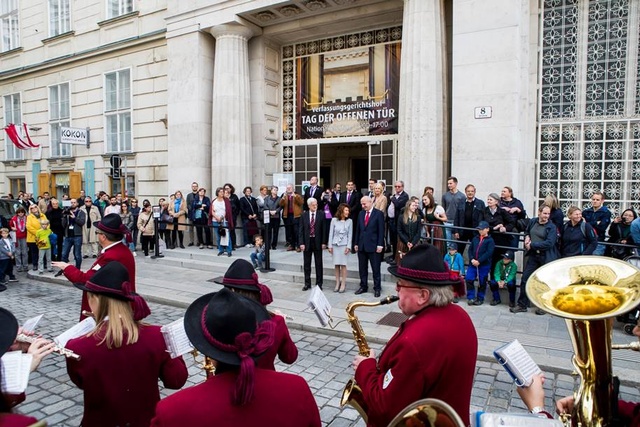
[296,42,401,139]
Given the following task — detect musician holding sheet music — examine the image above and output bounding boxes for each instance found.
[64,262,188,427]
[0,307,54,425]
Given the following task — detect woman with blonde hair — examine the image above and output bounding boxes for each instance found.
[26,205,47,271]
[543,193,564,232]
[66,261,188,427]
[397,197,423,263]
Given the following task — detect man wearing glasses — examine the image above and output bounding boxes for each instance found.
[81,197,102,259]
[351,244,477,427]
[59,199,86,270]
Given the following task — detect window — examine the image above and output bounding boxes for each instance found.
[49,83,71,157]
[104,69,131,153]
[3,93,24,161]
[111,174,135,197]
[0,0,19,52]
[8,177,25,197]
[107,0,133,19]
[49,0,70,37]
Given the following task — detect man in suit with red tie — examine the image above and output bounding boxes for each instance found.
[303,176,324,211]
[354,196,385,297]
[299,198,326,291]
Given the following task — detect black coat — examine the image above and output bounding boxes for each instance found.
[239,196,259,221]
[339,191,362,220]
[298,210,326,250]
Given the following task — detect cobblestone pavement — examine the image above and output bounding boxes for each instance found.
[4,278,640,426]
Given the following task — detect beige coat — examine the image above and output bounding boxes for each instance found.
[168,198,187,231]
[137,210,155,236]
[372,195,388,219]
[81,205,102,244]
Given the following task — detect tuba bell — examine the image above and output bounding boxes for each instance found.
[386,398,465,427]
[526,256,640,427]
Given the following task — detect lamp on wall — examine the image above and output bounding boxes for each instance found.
[159,116,168,129]
[28,126,42,132]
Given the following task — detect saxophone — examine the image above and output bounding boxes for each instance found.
[340,295,400,422]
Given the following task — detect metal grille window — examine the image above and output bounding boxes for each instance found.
[369,140,395,185]
[0,0,19,52]
[106,0,133,19]
[104,69,131,153]
[537,0,640,215]
[49,0,70,37]
[49,83,71,158]
[3,93,24,161]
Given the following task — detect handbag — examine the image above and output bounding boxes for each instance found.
[219,227,226,237]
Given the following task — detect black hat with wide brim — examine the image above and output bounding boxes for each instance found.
[388,243,464,287]
[0,307,19,357]
[184,288,271,366]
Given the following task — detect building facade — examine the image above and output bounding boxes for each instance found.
[1,0,638,217]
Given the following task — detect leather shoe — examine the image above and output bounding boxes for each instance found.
[355,287,367,295]
[490,300,501,306]
[535,308,546,315]
[302,285,311,291]
[374,290,381,298]
[510,306,527,313]
[316,284,323,290]
[472,299,484,306]
[467,298,475,306]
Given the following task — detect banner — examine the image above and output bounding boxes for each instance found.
[296,42,401,139]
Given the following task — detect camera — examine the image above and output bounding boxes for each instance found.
[62,207,71,215]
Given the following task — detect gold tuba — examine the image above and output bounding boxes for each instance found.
[527,256,640,427]
[340,295,400,423]
[386,398,465,427]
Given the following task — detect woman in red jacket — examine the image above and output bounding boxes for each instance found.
[214,259,298,370]
[65,261,188,427]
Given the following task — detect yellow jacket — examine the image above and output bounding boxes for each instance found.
[27,213,48,243]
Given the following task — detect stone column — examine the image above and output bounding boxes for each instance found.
[209,23,255,189]
[397,0,447,196]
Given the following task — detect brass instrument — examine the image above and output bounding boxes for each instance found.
[340,295,400,422]
[527,256,640,427]
[612,341,640,351]
[387,398,465,427]
[190,349,216,378]
[16,333,81,361]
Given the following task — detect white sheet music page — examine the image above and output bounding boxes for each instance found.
[161,317,193,358]
[1,351,32,394]
[55,317,97,348]
[495,339,542,387]
[307,286,332,327]
[21,314,44,334]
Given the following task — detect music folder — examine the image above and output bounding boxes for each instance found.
[307,286,332,327]
[493,339,542,387]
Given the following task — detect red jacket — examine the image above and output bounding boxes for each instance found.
[618,400,640,427]
[66,324,188,427]
[9,215,27,240]
[355,304,478,427]
[151,369,320,427]
[256,314,298,371]
[62,242,136,320]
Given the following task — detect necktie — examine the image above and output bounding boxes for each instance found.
[310,213,315,237]
[347,192,351,203]
[365,210,370,226]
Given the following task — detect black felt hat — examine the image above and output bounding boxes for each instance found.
[94,213,127,237]
[214,259,273,305]
[0,307,19,357]
[388,243,464,288]
[74,261,150,320]
[184,288,272,366]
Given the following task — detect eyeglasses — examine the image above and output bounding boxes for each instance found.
[395,281,424,292]
[394,185,402,188]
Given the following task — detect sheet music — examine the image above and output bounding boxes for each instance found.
[307,286,331,327]
[161,318,193,358]
[494,339,541,387]
[55,317,96,348]
[21,314,44,334]
[1,351,32,394]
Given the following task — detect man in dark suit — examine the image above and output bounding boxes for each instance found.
[303,176,324,211]
[387,180,409,264]
[354,196,385,297]
[339,180,362,250]
[298,197,326,291]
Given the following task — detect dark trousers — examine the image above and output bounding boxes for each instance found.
[268,220,280,249]
[28,242,38,269]
[195,220,212,246]
[517,252,546,308]
[489,279,517,303]
[141,235,154,256]
[283,215,299,248]
[0,258,9,281]
[62,236,83,269]
[303,237,323,286]
[357,250,382,291]
[52,231,63,261]
[388,218,398,257]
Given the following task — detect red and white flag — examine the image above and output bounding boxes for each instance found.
[3,123,40,149]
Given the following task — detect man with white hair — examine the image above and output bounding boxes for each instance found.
[354,196,385,297]
[298,198,326,291]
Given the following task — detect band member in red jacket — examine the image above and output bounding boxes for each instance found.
[214,259,298,370]
[65,261,188,427]
[151,288,320,427]
[352,244,477,427]
[53,214,136,320]
[0,307,54,426]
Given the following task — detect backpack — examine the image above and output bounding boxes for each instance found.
[49,232,57,248]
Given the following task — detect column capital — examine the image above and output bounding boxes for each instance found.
[208,23,256,40]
